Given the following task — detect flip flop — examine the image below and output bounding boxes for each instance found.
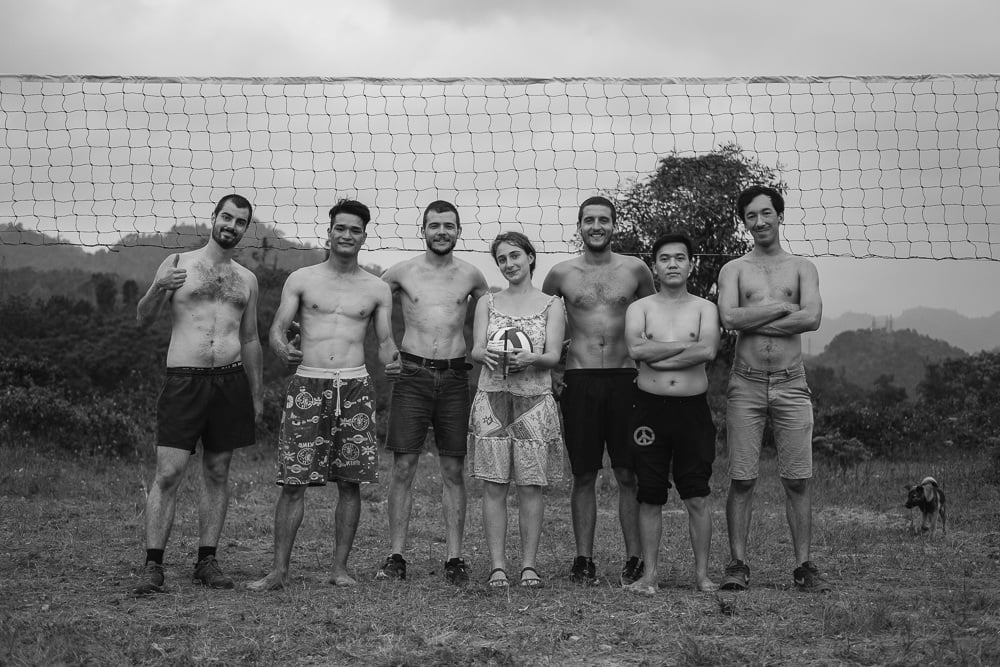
[519,566,544,588]
[487,567,509,589]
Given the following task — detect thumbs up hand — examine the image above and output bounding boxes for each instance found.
[157,253,187,292]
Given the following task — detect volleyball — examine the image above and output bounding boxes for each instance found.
[488,326,533,353]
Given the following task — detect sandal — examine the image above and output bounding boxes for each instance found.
[487,567,509,589]
[519,566,544,588]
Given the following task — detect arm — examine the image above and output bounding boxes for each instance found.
[745,261,822,336]
[381,263,401,294]
[647,301,721,370]
[625,300,693,363]
[470,268,490,302]
[717,261,796,332]
[239,272,264,424]
[510,297,566,371]
[373,282,400,376]
[540,265,562,297]
[633,258,657,299]
[470,295,502,371]
[268,272,304,370]
[136,253,185,328]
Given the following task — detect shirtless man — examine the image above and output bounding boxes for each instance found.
[377,201,488,584]
[542,196,655,585]
[132,194,263,596]
[624,234,720,594]
[249,199,399,591]
[717,185,828,592]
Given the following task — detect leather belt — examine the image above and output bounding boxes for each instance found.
[400,352,469,371]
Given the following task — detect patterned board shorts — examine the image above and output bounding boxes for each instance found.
[276,366,378,485]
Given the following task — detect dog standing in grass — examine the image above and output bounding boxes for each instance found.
[905,476,946,536]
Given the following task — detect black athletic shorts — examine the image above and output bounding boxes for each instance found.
[560,368,638,475]
[629,388,716,504]
[156,362,255,453]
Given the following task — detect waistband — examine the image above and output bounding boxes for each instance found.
[731,361,806,379]
[296,365,369,380]
[400,351,470,371]
[634,388,708,405]
[564,367,638,378]
[166,361,243,376]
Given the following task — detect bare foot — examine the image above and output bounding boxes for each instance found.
[329,571,357,587]
[624,577,657,596]
[696,577,719,592]
[247,571,287,591]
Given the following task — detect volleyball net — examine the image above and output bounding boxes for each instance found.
[1,74,998,259]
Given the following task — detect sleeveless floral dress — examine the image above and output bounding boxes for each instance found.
[468,292,565,486]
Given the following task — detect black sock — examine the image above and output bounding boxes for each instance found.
[145,549,164,565]
[197,546,217,563]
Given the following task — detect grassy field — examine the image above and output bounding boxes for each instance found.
[2,441,999,666]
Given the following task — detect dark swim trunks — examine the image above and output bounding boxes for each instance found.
[560,368,638,475]
[629,388,716,505]
[156,362,255,453]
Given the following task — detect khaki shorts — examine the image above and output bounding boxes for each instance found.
[726,362,813,480]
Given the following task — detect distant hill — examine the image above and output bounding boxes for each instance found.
[803,308,1000,354]
[0,223,326,287]
[806,328,967,398]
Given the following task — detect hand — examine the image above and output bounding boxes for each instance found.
[506,348,535,373]
[783,302,801,315]
[481,346,502,372]
[278,333,303,370]
[384,351,401,379]
[156,254,187,292]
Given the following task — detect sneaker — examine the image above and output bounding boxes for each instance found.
[793,561,832,593]
[444,557,469,586]
[132,562,165,596]
[192,555,234,589]
[375,553,407,581]
[620,557,644,586]
[569,556,598,585]
[720,559,750,591]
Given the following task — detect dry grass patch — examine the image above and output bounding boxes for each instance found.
[2,444,999,665]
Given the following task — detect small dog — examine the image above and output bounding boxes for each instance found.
[904,476,946,536]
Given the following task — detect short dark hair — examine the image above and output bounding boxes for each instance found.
[328,199,371,229]
[577,196,616,225]
[213,194,253,221]
[650,233,695,262]
[736,186,784,222]
[491,231,537,276]
[422,200,460,228]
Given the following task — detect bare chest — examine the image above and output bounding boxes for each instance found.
[400,270,471,311]
[302,285,377,321]
[563,267,635,311]
[181,263,248,308]
[739,262,800,305]
[644,305,701,342]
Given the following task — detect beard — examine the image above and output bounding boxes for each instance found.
[426,237,457,256]
[212,227,240,249]
[581,233,612,252]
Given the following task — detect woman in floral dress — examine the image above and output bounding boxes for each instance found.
[469,231,565,589]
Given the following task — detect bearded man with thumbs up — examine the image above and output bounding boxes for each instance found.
[132,193,264,596]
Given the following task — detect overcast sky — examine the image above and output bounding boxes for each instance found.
[1,0,999,317]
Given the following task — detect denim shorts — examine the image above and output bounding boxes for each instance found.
[726,361,813,480]
[386,356,471,457]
